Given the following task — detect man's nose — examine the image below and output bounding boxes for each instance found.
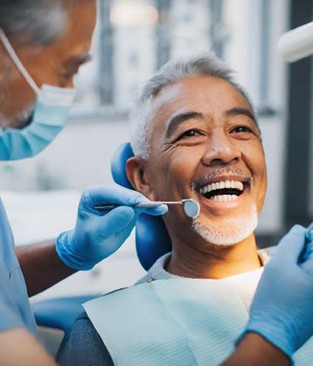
[201,131,240,166]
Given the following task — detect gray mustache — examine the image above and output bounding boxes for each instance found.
[191,167,252,191]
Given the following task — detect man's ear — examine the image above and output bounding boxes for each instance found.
[126,157,156,200]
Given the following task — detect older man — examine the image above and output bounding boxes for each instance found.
[58,53,313,366]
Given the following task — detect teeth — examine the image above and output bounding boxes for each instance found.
[199,180,244,194]
[212,194,238,202]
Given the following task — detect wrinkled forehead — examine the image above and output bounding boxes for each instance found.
[149,75,256,133]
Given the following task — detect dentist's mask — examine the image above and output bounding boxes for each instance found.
[0,28,75,160]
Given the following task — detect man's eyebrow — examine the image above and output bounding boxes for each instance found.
[166,111,203,138]
[225,107,257,124]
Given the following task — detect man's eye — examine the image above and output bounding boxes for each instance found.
[232,126,253,134]
[60,72,74,85]
[181,129,202,138]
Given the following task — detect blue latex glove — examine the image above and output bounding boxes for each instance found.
[56,184,168,270]
[242,225,313,359]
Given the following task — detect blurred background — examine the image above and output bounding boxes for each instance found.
[1,0,312,301]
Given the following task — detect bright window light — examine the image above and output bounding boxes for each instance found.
[110,0,158,27]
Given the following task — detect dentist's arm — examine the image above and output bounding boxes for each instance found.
[16,240,75,297]
[0,329,57,366]
[17,184,167,296]
[221,225,313,365]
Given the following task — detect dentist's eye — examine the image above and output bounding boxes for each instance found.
[59,73,74,86]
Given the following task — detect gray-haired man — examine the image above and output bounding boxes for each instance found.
[58,52,313,366]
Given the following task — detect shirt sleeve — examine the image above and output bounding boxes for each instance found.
[0,267,26,332]
[57,312,114,366]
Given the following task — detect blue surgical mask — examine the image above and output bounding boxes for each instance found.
[0,28,75,160]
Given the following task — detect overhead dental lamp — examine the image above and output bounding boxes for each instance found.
[278,21,313,62]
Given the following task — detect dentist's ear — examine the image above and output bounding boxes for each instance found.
[126,157,156,201]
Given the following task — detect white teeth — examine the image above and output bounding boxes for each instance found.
[199,180,244,194]
[212,194,238,202]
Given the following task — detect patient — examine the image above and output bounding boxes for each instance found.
[57,53,312,365]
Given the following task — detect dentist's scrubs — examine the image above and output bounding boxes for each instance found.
[0,198,36,333]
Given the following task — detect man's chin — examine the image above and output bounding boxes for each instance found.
[5,109,35,130]
[191,210,258,246]
[15,109,34,129]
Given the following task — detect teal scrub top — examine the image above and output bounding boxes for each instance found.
[0,198,36,333]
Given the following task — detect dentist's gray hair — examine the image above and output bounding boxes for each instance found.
[130,52,255,160]
[0,0,93,46]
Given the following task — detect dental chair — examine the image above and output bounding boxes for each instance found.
[33,142,171,356]
[111,142,171,270]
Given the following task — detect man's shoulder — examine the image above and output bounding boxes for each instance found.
[57,310,114,366]
[136,252,173,285]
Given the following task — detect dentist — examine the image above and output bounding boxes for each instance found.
[0,1,165,364]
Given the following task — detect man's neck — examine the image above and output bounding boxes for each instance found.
[166,235,262,279]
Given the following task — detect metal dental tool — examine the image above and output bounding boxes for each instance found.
[95,198,200,219]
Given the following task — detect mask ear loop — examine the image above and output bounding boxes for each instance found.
[0,28,40,94]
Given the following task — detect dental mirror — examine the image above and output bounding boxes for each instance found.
[95,198,200,218]
[136,198,200,219]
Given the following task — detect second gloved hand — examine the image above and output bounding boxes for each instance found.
[242,225,313,359]
[56,184,167,270]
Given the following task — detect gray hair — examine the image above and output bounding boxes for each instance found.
[0,0,85,46]
[130,52,255,159]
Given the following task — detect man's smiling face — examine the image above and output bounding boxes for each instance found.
[133,75,267,247]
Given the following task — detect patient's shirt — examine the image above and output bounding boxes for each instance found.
[137,249,270,283]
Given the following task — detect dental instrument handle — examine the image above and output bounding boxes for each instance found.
[135,201,183,208]
[95,199,200,219]
[95,200,185,211]
[95,204,119,210]
[95,201,182,210]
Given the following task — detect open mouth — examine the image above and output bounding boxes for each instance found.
[199,180,247,202]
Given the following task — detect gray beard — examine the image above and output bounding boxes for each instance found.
[191,206,258,246]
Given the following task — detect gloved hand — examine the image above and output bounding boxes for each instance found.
[242,225,313,359]
[56,184,168,270]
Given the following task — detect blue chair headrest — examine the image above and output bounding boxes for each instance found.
[111,143,171,270]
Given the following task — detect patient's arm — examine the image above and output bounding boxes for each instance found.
[16,239,75,297]
[221,333,290,366]
[0,328,57,366]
